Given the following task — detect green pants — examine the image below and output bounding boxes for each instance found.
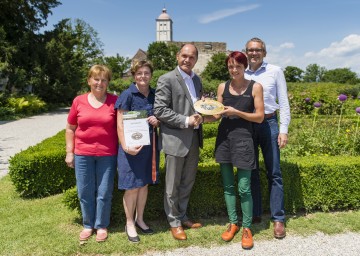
[220,163,253,228]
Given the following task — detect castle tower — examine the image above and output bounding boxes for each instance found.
[156,8,173,42]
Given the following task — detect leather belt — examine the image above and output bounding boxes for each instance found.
[265,112,276,119]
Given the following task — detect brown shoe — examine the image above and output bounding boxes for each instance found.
[170,226,187,240]
[79,228,93,241]
[221,223,240,242]
[241,228,254,249]
[96,228,108,242]
[182,220,202,229]
[274,221,286,239]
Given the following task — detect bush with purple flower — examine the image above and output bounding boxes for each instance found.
[338,94,348,102]
[313,102,322,108]
[337,94,348,135]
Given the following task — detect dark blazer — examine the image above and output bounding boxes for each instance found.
[154,67,203,157]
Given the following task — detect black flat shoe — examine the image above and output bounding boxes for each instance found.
[125,225,140,243]
[135,222,154,235]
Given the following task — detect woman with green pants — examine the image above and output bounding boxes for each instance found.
[202,51,264,249]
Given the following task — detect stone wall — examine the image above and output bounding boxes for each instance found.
[169,41,227,74]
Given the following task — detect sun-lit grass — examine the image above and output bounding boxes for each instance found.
[1,175,359,256]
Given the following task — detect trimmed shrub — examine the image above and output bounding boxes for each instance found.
[202,122,219,139]
[63,164,227,225]
[9,119,360,222]
[9,130,75,198]
[62,155,360,224]
[291,156,360,212]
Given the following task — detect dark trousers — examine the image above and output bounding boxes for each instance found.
[251,115,285,222]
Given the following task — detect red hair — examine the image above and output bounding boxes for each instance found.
[225,51,248,69]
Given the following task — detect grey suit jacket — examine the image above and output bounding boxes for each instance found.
[154,67,203,157]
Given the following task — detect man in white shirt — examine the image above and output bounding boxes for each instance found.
[244,37,290,239]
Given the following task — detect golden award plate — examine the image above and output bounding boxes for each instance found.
[194,99,224,115]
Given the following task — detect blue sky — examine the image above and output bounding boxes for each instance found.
[44,0,360,74]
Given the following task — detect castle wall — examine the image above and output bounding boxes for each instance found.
[169,42,227,74]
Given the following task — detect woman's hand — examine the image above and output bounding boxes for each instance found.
[148,115,160,127]
[65,152,75,168]
[220,106,237,117]
[124,145,143,155]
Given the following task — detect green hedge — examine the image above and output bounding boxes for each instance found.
[8,124,218,199]
[9,124,360,222]
[9,130,75,198]
[62,155,360,225]
[63,164,227,225]
[289,156,360,211]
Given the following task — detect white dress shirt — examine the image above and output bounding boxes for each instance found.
[177,66,198,128]
[245,62,291,134]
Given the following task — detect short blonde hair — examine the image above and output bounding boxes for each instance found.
[87,64,112,81]
[130,60,154,77]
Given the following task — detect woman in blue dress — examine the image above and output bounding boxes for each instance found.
[115,60,160,243]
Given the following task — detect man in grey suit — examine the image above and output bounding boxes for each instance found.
[154,44,204,240]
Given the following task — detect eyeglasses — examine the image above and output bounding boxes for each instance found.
[135,72,151,77]
[246,48,264,53]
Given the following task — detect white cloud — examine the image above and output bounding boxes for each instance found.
[198,4,260,24]
[264,35,360,75]
[279,42,295,49]
[269,42,295,54]
[303,34,360,74]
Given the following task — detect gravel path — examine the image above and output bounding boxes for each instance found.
[1,109,359,255]
[143,232,360,256]
[0,108,69,179]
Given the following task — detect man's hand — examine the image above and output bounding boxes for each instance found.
[189,114,202,127]
[278,133,288,149]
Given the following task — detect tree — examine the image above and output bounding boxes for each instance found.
[284,66,303,82]
[0,0,60,35]
[104,54,131,80]
[0,27,14,80]
[168,43,180,65]
[147,42,178,71]
[201,52,229,81]
[34,19,104,104]
[0,0,60,93]
[303,64,326,82]
[322,68,359,84]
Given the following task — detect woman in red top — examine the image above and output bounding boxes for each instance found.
[65,65,118,242]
